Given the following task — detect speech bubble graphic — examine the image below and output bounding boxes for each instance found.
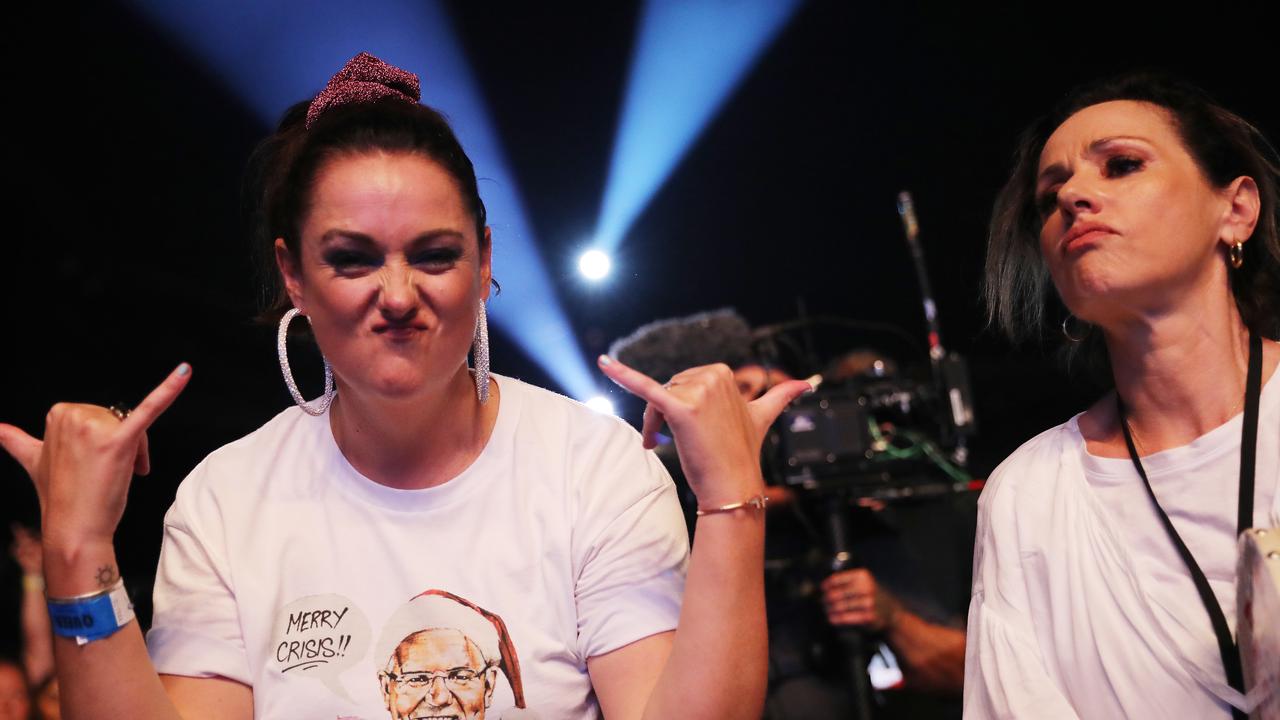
[271,594,371,704]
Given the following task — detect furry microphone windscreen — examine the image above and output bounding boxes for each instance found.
[608,308,756,383]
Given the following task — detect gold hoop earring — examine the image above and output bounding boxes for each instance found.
[1228,241,1245,269]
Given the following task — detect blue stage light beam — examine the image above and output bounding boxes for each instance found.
[121,0,598,400]
[594,0,804,252]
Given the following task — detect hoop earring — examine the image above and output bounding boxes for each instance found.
[1229,240,1245,269]
[472,301,491,404]
[277,308,335,416]
[1061,314,1090,343]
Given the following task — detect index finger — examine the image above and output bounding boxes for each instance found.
[597,356,674,413]
[121,363,193,436]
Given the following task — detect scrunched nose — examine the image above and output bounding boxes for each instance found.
[377,264,419,320]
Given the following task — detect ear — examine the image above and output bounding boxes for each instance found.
[274,238,306,313]
[483,666,498,707]
[377,670,395,707]
[1219,175,1261,249]
[480,226,494,302]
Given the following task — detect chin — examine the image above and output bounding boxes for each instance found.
[368,374,436,399]
[1056,257,1131,313]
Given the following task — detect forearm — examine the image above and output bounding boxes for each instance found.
[643,509,767,719]
[44,540,183,720]
[20,578,54,685]
[884,609,966,694]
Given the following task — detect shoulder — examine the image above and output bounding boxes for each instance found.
[499,375,651,456]
[500,375,635,432]
[978,417,1082,528]
[171,406,320,511]
[496,375,673,498]
[969,418,1083,600]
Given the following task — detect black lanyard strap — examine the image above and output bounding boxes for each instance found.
[1238,332,1263,536]
[1116,331,1262,719]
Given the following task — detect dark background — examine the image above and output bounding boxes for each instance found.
[3,0,1278,655]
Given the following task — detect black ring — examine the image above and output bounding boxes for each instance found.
[107,404,132,422]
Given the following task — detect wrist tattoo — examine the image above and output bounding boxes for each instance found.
[95,565,119,589]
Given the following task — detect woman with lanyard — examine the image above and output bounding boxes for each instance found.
[967,73,1280,718]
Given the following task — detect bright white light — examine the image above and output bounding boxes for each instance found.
[578,249,612,280]
[868,643,904,689]
[584,396,615,415]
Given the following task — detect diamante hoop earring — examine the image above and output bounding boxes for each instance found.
[472,301,491,404]
[1229,240,1245,269]
[1061,314,1090,343]
[277,308,335,416]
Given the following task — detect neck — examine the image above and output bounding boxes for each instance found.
[1102,282,1250,453]
[328,367,498,489]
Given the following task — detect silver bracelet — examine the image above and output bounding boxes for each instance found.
[696,493,768,516]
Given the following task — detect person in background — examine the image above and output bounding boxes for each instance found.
[9,527,56,720]
[610,310,970,718]
[9,528,51,696]
[30,678,56,720]
[0,658,31,720]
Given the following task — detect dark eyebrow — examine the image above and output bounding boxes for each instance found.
[318,229,467,247]
[1037,135,1153,189]
[319,229,375,246]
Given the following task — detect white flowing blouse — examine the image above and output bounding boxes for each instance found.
[964,371,1279,719]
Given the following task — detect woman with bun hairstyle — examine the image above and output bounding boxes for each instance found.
[967,73,1280,719]
[0,53,811,720]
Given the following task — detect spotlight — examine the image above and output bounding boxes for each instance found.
[584,396,615,415]
[578,249,612,281]
[594,0,804,253]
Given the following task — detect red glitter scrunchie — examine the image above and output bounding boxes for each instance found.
[304,51,421,129]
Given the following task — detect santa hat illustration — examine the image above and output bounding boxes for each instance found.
[375,589,527,709]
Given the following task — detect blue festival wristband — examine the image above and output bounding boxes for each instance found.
[47,579,135,645]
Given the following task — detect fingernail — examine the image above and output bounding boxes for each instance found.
[804,374,822,395]
[597,355,614,367]
[176,363,191,376]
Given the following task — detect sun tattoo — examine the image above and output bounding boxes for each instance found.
[96,565,119,589]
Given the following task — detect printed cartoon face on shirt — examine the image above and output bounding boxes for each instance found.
[375,590,534,720]
[379,628,498,719]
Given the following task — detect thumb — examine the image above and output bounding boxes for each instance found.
[748,379,814,432]
[0,423,43,478]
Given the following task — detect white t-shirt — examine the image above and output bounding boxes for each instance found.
[147,375,689,720]
[964,370,1279,719]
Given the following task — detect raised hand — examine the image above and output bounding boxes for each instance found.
[10,524,43,577]
[597,356,812,509]
[0,364,192,551]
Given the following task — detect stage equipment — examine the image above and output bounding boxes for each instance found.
[763,194,973,499]
[898,191,976,458]
[608,193,982,716]
[752,194,977,718]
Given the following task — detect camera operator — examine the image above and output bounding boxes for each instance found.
[610,310,974,719]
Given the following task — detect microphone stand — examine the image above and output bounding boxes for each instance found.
[897,191,975,464]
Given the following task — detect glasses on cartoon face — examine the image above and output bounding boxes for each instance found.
[388,667,484,693]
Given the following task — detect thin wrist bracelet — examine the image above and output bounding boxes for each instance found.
[696,493,768,516]
[46,578,135,645]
